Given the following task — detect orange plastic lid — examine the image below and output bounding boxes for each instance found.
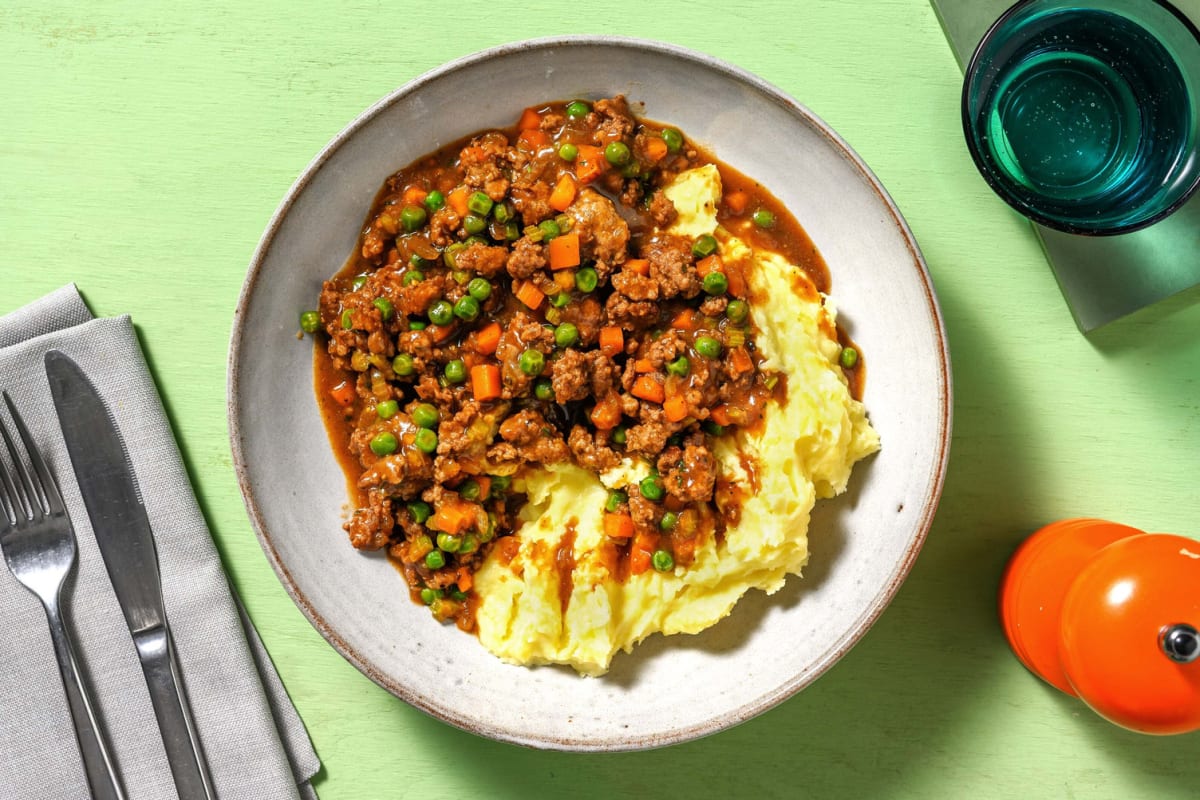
[999,518,1143,694]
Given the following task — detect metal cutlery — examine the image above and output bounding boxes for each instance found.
[45,350,217,800]
[0,391,126,800]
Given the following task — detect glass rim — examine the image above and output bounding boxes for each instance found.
[960,0,1200,236]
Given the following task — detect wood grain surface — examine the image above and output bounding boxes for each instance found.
[3,2,1198,797]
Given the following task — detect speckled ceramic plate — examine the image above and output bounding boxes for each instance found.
[228,36,951,750]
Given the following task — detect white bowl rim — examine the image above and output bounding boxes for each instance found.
[227,34,953,750]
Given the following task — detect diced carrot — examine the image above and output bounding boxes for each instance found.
[548,232,581,270]
[724,190,749,214]
[329,380,356,407]
[430,500,477,536]
[429,322,456,343]
[455,566,474,592]
[590,394,622,430]
[447,187,469,217]
[730,346,754,373]
[518,128,550,149]
[514,280,545,310]
[631,375,665,404]
[630,530,659,575]
[603,512,635,540]
[575,145,607,184]
[710,404,732,426]
[548,174,577,212]
[724,259,747,298]
[402,186,428,206]
[473,321,502,355]
[598,326,624,357]
[671,309,697,331]
[474,476,492,501]
[624,258,650,276]
[696,254,724,277]
[517,107,542,130]
[663,394,689,423]
[634,358,655,374]
[643,136,669,164]
[470,364,502,402]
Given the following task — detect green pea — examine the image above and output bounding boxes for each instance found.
[411,403,439,429]
[661,128,683,152]
[490,475,512,493]
[611,426,627,445]
[369,431,398,456]
[666,356,690,377]
[652,549,675,572]
[424,190,445,212]
[299,310,320,333]
[373,297,394,320]
[351,275,368,291]
[403,269,425,286]
[493,202,512,223]
[639,475,665,501]
[400,205,427,232]
[554,322,579,348]
[533,378,554,401]
[407,501,432,524]
[538,219,560,241]
[340,309,354,330]
[454,295,481,322]
[463,214,487,235]
[692,234,718,258]
[605,141,632,166]
[605,490,628,513]
[420,587,439,605]
[504,222,520,241]
[575,267,598,293]
[408,320,427,330]
[550,291,572,309]
[467,191,494,216]
[459,534,479,555]
[566,100,591,119]
[424,550,446,570]
[410,253,432,268]
[518,349,545,376]
[659,512,679,531]
[695,335,722,359]
[840,346,859,369]
[392,353,415,376]
[428,300,453,326]
[443,242,466,269]
[702,271,728,296]
[437,533,463,553]
[444,359,467,384]
[459,479,483,501]
[703,420,726,436]
[558,143,579,162]
[414,427,438,454]
[467,277,492,302]
[726,299,750,322]
[752,208,777,229]
[376,400,399,420]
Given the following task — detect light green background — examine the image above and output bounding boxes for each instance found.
[3,2,1198,797]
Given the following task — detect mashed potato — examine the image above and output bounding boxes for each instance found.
[473,165,879,675]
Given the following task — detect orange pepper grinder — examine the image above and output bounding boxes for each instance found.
[999,518,1200,734]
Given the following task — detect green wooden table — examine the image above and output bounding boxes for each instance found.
[4,2,1198,797]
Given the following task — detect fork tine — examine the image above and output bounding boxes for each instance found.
[0,419,18,526]
[0,397,36,522]
[2,392,65,517]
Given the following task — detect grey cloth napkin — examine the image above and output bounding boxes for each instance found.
[0,286,320,799]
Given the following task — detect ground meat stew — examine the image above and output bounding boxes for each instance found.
[305,96,864,631]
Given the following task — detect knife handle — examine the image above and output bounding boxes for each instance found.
[43,597,126,800]
[134,626,216,800]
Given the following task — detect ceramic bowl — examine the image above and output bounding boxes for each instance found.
[229,36,951,750]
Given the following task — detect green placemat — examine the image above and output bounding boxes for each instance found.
[931,0,1200,332]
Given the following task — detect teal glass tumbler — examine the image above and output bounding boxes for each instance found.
[962,0,1200,235]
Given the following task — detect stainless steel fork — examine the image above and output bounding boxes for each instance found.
[0,391,125,800]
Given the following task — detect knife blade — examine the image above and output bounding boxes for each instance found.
[45,350,216,800]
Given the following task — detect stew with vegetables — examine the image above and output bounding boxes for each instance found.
[305,96,862,631]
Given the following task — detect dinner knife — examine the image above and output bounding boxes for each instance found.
[45,350,216,800]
